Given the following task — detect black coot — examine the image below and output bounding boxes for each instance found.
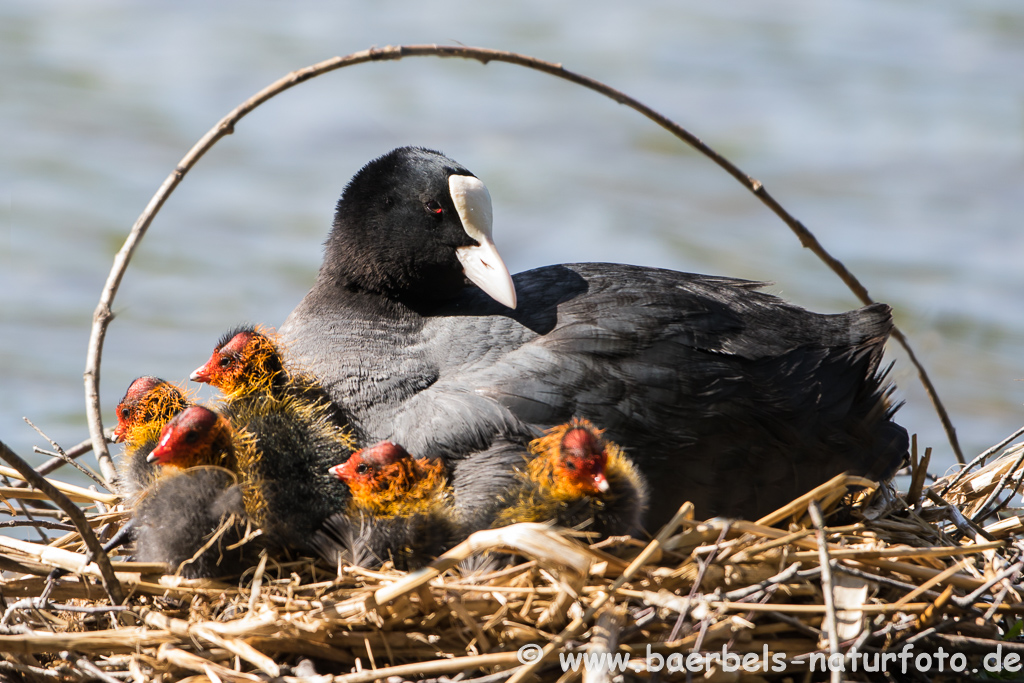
[279,147,908,527]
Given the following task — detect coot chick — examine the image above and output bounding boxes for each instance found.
[134,406,258,578]
[331,441,451,516]
[190,325,356,552]
[279,146,908,524]
[143,401,350,561]
[112,376,192,501]
[491,418,648,539]
[314,441,456,570]
[134,469,254,578]
[191,325,286,399]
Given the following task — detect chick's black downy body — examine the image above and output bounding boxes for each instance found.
[279,147,909,527]
[191,326,357,555]
[227,402,353,552]
[133,468,257,579]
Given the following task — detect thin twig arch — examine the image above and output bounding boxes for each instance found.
[85,44,963,485]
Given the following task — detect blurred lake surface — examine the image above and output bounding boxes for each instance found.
[3,0,1023,486]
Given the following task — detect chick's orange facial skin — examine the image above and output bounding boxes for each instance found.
[147,406,232,469]
[495,417,648,538]
[190,330,251,385]
[330,441,448,518]
[191,326,282,396]
[330,441,411,499]
[528,418,612,499]
[112,376,165,442]
[112,376,189,444]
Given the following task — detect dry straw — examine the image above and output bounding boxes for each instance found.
[2,436,1024,681]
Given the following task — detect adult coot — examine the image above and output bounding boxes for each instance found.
[279,147,908,528]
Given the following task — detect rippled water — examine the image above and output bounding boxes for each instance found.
[4,1,1024,487]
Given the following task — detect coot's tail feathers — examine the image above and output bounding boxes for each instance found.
[866,417,910,481]
[856,359,910,483]
[846,302,895,347]
[742,338,907,485]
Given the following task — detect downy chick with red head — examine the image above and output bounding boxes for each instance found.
[190,325,356,556]
[134,405,259,578]
[491,417,648,540]
[112,376,192,502]
[314,441,456,570]
[43,377,191,586]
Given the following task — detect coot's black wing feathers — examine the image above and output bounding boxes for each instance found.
[512,263,891,357]
[396,263,904,523]
[416,263,893,436]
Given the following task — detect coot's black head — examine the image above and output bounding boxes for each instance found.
[321,147,516,309]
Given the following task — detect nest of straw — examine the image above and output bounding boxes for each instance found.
[1,432,1023,683]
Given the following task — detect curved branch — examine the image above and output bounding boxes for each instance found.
[85,44,963,471]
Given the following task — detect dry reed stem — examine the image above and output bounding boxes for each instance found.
[506,503,694,683]
[583,603,625,683]
[940,424,1024,497]
[756,474,875,527]
[0,487,114,505]
[23,417,110,492]
[790,541,1003,562]
[807,501,839,683]
[29,433,104,480]
[0,465,120,504]
[331,652,524,683]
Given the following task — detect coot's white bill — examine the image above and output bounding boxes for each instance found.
[450,174,517,309]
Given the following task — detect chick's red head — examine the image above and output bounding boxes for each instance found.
[555,424,610,496]
[113,376,186,444]
[330,441,411,493]
[191,326,281,394]
[147,405,230,469]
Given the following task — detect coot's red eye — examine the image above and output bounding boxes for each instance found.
[424,200,443,215]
